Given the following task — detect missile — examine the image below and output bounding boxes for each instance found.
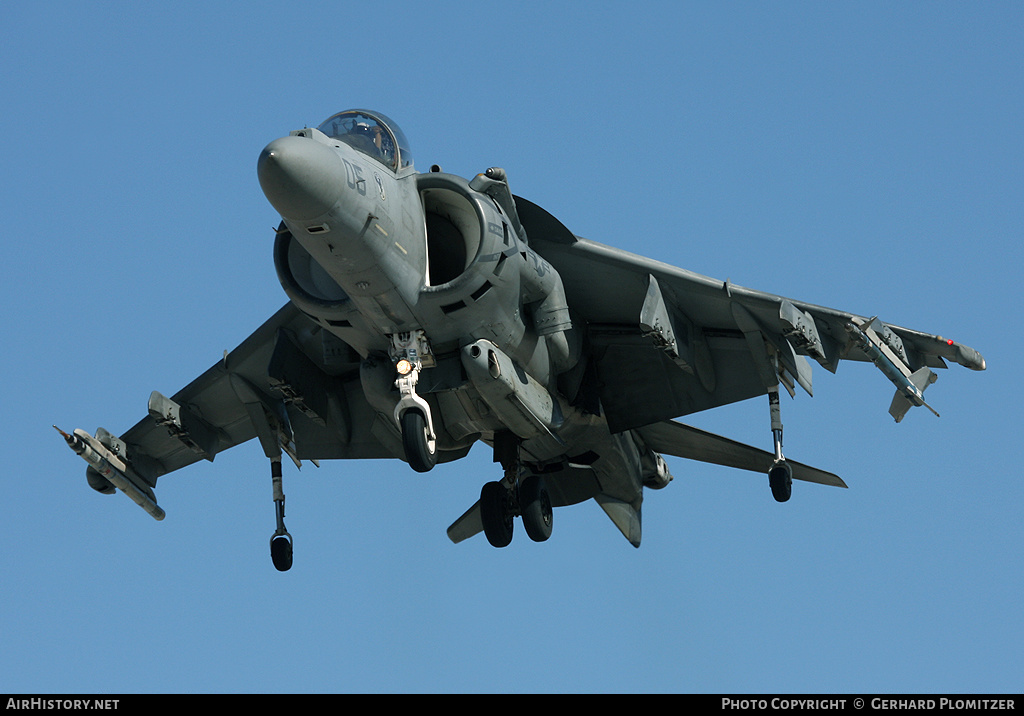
[843,323,939,422]
[54,426,165,521]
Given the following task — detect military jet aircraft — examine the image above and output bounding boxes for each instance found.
[58,109,986,570]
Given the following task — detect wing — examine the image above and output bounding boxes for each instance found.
[115,302,410,487]
[518,197,986,433]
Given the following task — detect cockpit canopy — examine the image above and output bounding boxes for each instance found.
[316,109,412,172]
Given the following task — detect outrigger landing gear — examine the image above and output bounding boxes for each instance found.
[269,457,293,571]
[767,384,793,503]
[480,432,553,547]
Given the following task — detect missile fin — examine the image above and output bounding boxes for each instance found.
[888,367,940,422]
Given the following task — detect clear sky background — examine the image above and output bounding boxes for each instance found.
[2,1,1021,694]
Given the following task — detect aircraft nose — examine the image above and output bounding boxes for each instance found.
[257,135,348,221]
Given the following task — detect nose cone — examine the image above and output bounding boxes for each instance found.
[258,135,348,221]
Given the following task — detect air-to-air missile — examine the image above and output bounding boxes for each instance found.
[54,426,165,521]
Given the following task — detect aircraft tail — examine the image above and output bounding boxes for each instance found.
[635,420,847,488]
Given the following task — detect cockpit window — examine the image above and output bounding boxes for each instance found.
[316,110,413,171]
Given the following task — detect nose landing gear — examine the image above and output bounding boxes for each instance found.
[390,331,438,473]
[400,407,437,474]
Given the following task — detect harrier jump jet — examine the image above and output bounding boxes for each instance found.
[58,109,986,570]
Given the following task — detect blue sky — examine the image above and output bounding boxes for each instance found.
[2,1,1021,694]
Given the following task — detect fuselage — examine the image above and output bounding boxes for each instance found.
[63,108,983,558]
[256,110,667,549]
[259,117,573,381]
[257,111,585,463]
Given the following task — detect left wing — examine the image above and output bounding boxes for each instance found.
[520,197,985,433]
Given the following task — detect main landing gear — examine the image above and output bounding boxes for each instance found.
[480,433,553,548]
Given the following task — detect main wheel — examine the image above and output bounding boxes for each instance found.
[520,475,553,542]
[480,481,514,548]
[401,410,437,473]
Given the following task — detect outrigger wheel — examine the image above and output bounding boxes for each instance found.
[270,533,293,572]
[768,460,793,503]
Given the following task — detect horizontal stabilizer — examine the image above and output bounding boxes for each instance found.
[636,420,847,488]
[447,500,483,544]
[595,494,642,548]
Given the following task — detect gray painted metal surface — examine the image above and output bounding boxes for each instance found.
[59,109,986,565]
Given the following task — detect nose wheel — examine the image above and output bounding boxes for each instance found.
[400,409,437,473]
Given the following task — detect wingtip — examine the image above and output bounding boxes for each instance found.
[939,337,986,371]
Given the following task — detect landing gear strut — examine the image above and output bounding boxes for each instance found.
[391,331,437,473]
[767,384,792,503]
[480,432,553,547]
[269,458,293,571]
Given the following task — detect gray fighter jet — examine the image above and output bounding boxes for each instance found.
[58,109,986,570]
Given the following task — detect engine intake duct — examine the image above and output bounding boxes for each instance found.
[273,225,353,322]
[417,173,487,288]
